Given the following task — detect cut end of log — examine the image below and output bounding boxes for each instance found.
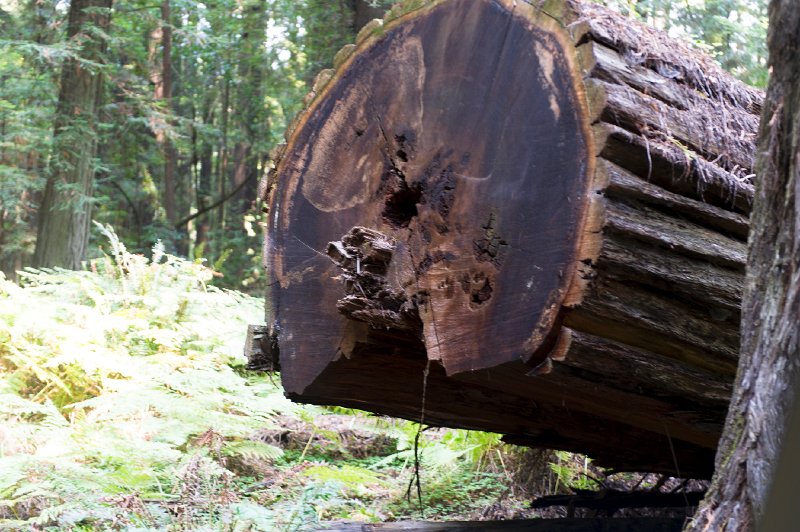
[269,0,594,385]
[263,0,761,477]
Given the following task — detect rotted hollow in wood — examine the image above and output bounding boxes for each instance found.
[327,226,422,334]
[262,0,762,478]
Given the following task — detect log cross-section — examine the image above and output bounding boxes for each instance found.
[262,0,762,478]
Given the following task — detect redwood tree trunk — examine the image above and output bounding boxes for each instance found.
[149,0,177,225]
[352,0,385,32]
[34,0,112,269]
[687,1,800,529]
[196,98,215,249]
[231,0,267,216]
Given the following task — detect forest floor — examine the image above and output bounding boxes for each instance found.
[0,228,690,531]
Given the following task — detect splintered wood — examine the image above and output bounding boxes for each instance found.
[327,227,421,333]
[261,0,762,477]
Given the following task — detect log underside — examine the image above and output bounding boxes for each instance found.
[263,0,762,478]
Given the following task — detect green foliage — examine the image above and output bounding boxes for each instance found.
[0,225,284,528]
[387,469,506,520]
[222,440,284,463]
[0,8,61,271]
[368,422,505,476]
[0,0,370,287]
[303,464,386,492]
[549,451,595,492]
[0,225,536,529]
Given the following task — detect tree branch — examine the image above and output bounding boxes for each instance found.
[174,172,257,229]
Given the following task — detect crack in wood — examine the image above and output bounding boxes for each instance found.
[473,212,508,265]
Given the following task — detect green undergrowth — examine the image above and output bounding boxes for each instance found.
[0,225,591,530]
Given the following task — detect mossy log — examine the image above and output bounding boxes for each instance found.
[259,0,762,478]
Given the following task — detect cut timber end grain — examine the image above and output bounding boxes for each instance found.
[262,0,762,478]
[269,0,593,384]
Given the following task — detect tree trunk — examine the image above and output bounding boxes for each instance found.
[196,98,215,249]
[149,0,177,225]
[34,0,113,269]
[686,0,800,529]
[352,0,385,32]
[217,77,231,235]
[262,0,763,477]
[230,0,267,216]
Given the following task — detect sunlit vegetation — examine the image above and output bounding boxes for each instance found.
[602,0,768,87]
[0,227,574,529]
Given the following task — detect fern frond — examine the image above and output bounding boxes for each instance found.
[301,464,386,490]
[0,456,32,498]
[222,440,283,462]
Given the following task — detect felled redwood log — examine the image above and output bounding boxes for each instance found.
[260,0,762,478]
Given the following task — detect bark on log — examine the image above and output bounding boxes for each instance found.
[261,0,763,478]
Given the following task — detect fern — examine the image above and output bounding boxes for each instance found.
[0,456,32,498]
[302,464,385,490]
[549,450,595,492]
[0,225,283,527]
[222,440,284,462]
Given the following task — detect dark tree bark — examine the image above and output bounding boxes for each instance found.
[687,0,800,529]
[261,0,763,477]
[196,97,215,249]
[34,0,113,269]
[149,0,177,225]
[217,77,231,233]
[352,0,385,32]
[230,0,267,216]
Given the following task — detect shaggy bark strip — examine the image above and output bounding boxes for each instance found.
[262,0,763,477]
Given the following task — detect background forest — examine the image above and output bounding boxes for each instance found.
[0,0,767,290]
[0,0,770,530]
